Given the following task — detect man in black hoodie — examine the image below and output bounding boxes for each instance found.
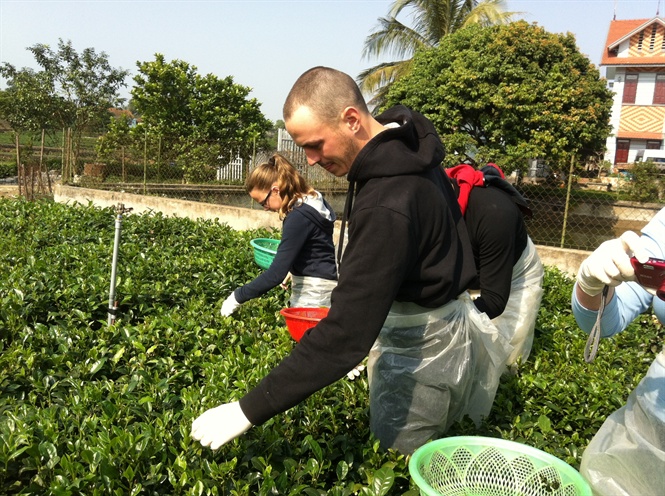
[191,66,482,454]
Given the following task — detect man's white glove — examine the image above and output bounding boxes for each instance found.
[576,231,650,296]
[346,363,366,380]
[220,292,241,317]
[191,401,253,450]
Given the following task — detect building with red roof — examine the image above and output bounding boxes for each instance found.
[601,16,665,164]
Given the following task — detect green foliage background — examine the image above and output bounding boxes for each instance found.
[384,21,613,171]
[624,160,664,203]
[0,199,661,495]
[94,54,274,184]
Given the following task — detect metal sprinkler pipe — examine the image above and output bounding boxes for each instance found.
[108,203,132,326]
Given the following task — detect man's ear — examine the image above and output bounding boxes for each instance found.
[341,106,361,133]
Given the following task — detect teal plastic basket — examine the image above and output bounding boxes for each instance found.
[409,436,591,496]
[250,238,280,269]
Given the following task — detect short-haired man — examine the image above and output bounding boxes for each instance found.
[192,66,503,454]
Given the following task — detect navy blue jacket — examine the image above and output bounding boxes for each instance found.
[234,200,337,303]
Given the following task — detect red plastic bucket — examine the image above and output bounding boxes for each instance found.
[279,307,329,341]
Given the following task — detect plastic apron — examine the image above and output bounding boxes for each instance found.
[289,275,337,308]
[367,293,513,454]
[580,349,665,496]
[491,237,544,368]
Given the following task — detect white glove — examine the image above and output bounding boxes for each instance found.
[191,401,252,450]
[220,292,241,317]
[280,272,292,290]
[576,231,650,296]
[346,363,366,381]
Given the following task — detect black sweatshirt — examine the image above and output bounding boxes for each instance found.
[239,106,476,425]
[464,185,528,319]
[234,200,337,303]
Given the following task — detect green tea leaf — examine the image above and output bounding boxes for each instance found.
[89,357,107,375]
[369,467,394,496]
[538,414,553,433]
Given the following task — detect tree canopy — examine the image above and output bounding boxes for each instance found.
[132,54,271,145]
[0,39,129,181]
[0,68,61,133]
[359,0,515,109]
[98,54,273,183]
[384,21,613,169]
[0,39,129,135]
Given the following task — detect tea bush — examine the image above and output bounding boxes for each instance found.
[0,198,661,495]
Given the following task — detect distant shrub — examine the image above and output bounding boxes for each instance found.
[0,161,17,178]
[625,161,663,202]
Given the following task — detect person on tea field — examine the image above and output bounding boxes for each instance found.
[572,207,665,496]
[192,66,512,454]
[219,153,337,314]
[446,163,544,371]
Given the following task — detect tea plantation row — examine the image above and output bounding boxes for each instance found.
[0,198,661,495]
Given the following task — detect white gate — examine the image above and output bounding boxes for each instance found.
[217,153,244,181]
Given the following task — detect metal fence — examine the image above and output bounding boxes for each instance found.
[2,128,663,251]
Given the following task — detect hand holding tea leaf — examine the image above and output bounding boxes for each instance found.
[280,272,292,290]
[220,292,242,317]
[346,362,365,381]
[191,401,252,450]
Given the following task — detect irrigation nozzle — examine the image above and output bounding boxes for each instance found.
[108,203,133,326]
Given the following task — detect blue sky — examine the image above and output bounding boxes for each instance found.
[1,0,663,122]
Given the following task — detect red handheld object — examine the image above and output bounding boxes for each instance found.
[630,256,665,300]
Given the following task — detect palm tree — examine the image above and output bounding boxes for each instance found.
[359,0,517,110]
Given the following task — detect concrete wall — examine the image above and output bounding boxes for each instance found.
[534,245,588,277]
[53,184,588,276]
[54,184,283,232]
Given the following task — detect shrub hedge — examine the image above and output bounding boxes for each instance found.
[0,198,661,495]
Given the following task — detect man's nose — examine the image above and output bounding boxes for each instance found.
[305,151,320,166]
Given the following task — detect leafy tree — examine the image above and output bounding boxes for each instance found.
[27,39,129,131]
[131,55,197,139]
[384,21,613,170]
[0,68,60,133]
[359,0,515,108]
[0,67,65,196]
[1,39,129,176]
[96,112,140,181]
[122,54,272,182]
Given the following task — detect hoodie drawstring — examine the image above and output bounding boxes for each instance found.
[337,181,356,269]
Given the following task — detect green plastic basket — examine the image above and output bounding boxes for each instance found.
[409,436,591,496]
[250,238,280,269]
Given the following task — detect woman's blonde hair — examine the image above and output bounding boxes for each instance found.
[245,153,315,219]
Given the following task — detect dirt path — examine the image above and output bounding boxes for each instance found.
[0,186,18,197]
